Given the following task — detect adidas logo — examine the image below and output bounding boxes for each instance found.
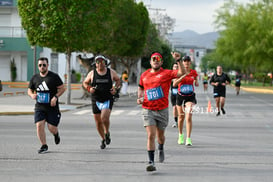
[37,81,49,91]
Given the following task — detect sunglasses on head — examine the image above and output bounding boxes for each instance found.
[151,56,162,62]
[38,64,47,67]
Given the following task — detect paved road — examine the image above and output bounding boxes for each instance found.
[1,85,273,182]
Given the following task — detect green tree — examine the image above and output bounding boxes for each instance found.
[18,0,105,104]
[105,0,150,75]
[214,0,273,82]
[19,0,150,103]
[141,22,164,69]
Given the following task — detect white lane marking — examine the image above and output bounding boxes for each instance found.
[128,110,140,115]
[73,110,91,115]
[111,110,125,115]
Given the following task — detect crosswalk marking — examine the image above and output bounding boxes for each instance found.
[73,110,91,115]
[72,109,140,116]
[128,110,140,115]
[72,109,266,119]
[111,110,125,115]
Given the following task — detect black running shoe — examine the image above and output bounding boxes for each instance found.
[146,161,156,172]
[216,112,220,116]
[221,108,226,114]
[54,132,60,145]
[159,150,164,163]
[38,144,48,154]
[100,139,106,149]
[105,133,111,145]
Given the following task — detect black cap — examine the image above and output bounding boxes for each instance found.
[182,56,191,61]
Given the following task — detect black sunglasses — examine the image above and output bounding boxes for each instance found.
[183,59,191,62]
[38,64,47,67]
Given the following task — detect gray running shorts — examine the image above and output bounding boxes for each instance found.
[142,108,169,130]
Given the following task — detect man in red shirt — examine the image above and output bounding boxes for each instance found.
[137,52,186,172]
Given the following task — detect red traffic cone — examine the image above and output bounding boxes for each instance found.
[207,100,212,112]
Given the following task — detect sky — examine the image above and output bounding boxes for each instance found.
[137,0,252,34]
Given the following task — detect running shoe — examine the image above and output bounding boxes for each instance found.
[216,112,220,116]
[172,122,177,128]
[146,161,156,172]
[54,132,60,145]
[177,133,184,145]
[105,132,111,145]
[159,150,164,163]
[38,144,48,154]
[185,138,192,146]
[221,108,226,114]
[100,139,106,149]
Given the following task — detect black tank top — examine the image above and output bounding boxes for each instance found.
[91,68,113,102]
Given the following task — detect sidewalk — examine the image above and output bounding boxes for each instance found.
[0,83,138,115]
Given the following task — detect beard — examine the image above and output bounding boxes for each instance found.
[153,67,160,71]
[40,69,47,74]
[152,64,161,71]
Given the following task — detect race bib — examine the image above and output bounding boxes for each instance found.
[180,84,193,95]
[172,88,178,95]
[37,92,50,103]
[96,100,110,110]
[146,86,164,101]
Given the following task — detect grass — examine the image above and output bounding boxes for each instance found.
[232,81,273,90]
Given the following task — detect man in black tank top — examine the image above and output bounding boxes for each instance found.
[83,55,121,149]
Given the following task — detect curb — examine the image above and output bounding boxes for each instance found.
[0,112,34,116]
[229,84,273,94]
[241,87,273,94]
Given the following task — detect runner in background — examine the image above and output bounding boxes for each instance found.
[170,63,179,128]
[202,73,209,92]
[209,65,231,116]
[235,73,241,95]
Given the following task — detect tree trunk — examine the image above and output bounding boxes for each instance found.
[66,52,72,104]
[270,72,273,87]
[111,58,116,70]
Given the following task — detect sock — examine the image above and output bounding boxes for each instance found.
[54,132,59,137]
[174,117,177,123]
[148,150,155,163]
[158,143,164,151]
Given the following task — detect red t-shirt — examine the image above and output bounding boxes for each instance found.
[178,69,198,95]
[139,68,178,110]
